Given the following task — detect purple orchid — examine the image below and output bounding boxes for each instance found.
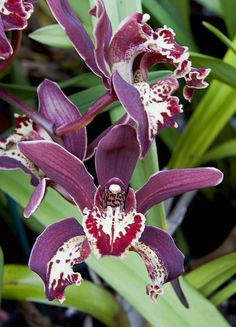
[46,0,210,157]
[0,79,86,216]
[18,125,223,303]
[0,0,36,60]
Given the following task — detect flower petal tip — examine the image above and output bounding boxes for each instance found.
[146,284,164,303]
[207,167,224,185]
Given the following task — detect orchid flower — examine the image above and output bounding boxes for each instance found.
[0,79,86,216]
[0,0,36,60]
[18,125,223,303]
[46,0,210,157]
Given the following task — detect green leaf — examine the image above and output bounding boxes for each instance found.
[193,0,222,16]
[0,247,3,305]
[0,170,230,326]
[29,25,73,49]
[168,40,236,168]
[2,265,129,327]
[220,0,236,39]
[185,252,236,297]
[199,139,236,164]
[210,280,236,306]
[190,52,236,89]
[142,0,197,51]
[202,21,236,54]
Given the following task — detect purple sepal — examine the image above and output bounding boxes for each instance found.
[24,177,48,218]
[95,125,140,190]
[18,141,97,211]
[136,168,224,214]
[89,0,112,89]
[112,71,151,158]
[29,217,91,302]
[46,0,104,80]
[0,18,12,59]
[134,226,184,302]
[38,79,87,160]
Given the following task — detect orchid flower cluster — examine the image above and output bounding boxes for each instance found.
[0,0,223,304]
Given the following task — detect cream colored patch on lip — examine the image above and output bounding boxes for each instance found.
[109,184,121,194]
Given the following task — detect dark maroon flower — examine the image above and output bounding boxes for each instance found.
[46,0,210,157]
[0,0,36,59]
[0,79,86,216]
[19,125,223,303]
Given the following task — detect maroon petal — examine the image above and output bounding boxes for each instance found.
[89,0,112,88]
[1,0,34,30]
[133,226,184,302]
[83,188,145,258]
[95,124,140,189]
[0,18,12,59]
[183,68,211,102]
[136,168,223,214]
[38,79,87,160]
[112,71,150,158]
[18,141,97,211]
[24,177,48,218]
[29,217,91,302]
[46,0,104,81]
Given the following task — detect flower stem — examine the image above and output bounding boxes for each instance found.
[0,87,54,134]
[0,31,22,74]
[55,91,116,136]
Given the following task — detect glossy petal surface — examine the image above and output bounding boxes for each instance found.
[136,168,223,214]
[38,79,87,159]
[24,177,48,218]
[19,141,96,211]
[95,124,140,189]
[29,217,91,302]
[133,226,184,302]
[46,0,104,80]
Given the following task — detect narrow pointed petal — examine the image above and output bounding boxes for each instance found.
[133,226,184,302]
[0,18,12,59]
[112,71,150,158]
[46,0,104,80]
[1,0,34,30]
[38,79,87,160]
[136,168,223,214]
[89,0,112,88]
[29,217,91,302]
[95,124,140,189]
[24,178,48,218]
[83,188,145,258]
[18,141,97,211]
[171,278,189,308]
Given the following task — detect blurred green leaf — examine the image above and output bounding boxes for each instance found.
[210,280,236,306]
[142,0,197,50]
[194,0,222,16]
[220,0,236,39]
[202,21,236,54]
[186,253,236,297]
[169,40,236,168]
[0,247,3,305]
[3,265,129,327]
[29,25,73,49]
[199,139,236,164]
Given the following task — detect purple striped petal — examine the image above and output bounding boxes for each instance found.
[95,124,140,189]
[136,168,223,214]
[112,71,150,158]
[18,141,97,211]
[46,0,104,81]
[29,217,91,302]
[24,177,48,218]
[38,79,87,160]
[133,226,184,302]
[89,0,112,88]
[0,18,12,59]
[1,0,34,30]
